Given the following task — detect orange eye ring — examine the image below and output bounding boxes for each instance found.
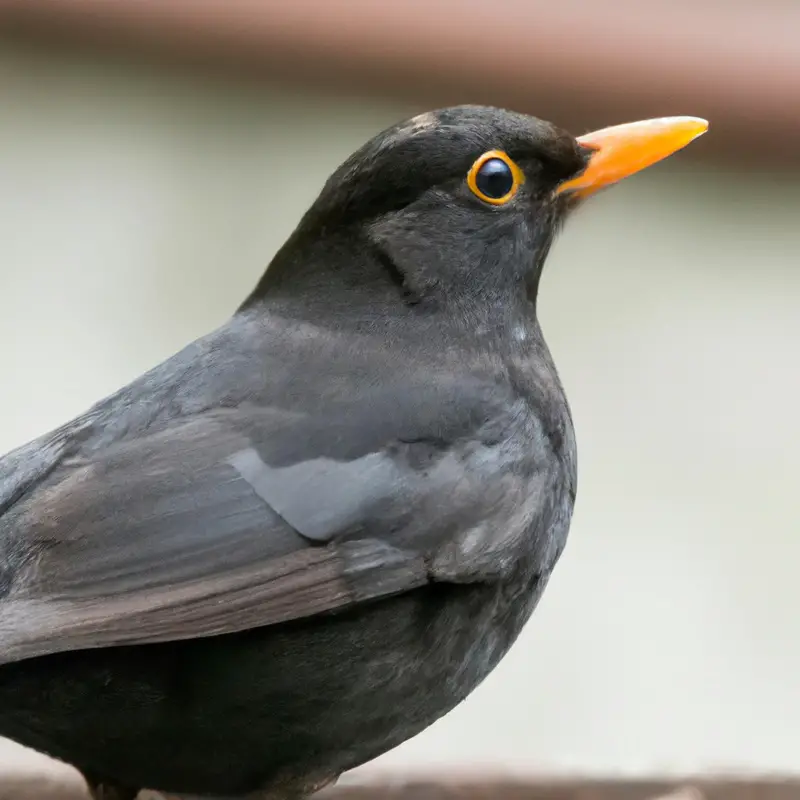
[466,150,524,206]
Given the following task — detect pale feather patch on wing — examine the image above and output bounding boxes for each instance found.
[228,447,408,543]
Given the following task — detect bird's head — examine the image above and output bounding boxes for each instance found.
[251,106,707,318]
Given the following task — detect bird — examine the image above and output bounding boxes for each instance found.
[0,106,707,800]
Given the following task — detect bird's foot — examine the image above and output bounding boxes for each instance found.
[141,774,338,799]
[87,780,140,800]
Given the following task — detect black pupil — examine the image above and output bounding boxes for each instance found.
[475,158,514,199]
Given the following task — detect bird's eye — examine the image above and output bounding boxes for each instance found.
[467,150,524,205]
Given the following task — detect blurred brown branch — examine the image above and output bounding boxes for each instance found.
[4,771,800,800]
[317,779,800,800]
[1,0,799,167]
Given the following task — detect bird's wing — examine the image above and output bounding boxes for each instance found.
[0,417,93,517]
[0,380,554,664]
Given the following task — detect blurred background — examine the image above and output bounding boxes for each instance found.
[0,1,799,797]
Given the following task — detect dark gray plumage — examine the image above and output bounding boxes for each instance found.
[0,106,586,799]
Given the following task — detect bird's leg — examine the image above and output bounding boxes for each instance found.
[86,778,140,800]
[146,774,338,800]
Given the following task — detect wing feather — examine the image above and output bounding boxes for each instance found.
[0,382,539,664]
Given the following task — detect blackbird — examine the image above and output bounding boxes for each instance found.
[0,106,707,799]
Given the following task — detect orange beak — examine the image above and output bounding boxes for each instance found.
[556,117,709,199]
